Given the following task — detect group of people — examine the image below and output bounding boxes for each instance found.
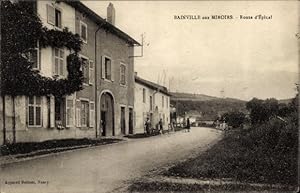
[145,117,191,134]
[145,117,164,135]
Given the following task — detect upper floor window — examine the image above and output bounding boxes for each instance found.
[24,41,40,70]
[120,63,126,85]
[143,88,146,103]
[80,21,88,43]
[89,60,94,85]
[26,48,40,70]
[53,48,64,76]
[47,4,62,28]
[101,56,113,81]
[162,96,164,107]
[81,57,89,84]
[28,96,42,127]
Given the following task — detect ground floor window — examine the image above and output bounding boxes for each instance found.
[81,101,89,127]
[66,99,74,127]
[28,96,42,127]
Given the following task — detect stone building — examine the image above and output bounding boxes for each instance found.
[0,1,139,144]
[134,75,171,134]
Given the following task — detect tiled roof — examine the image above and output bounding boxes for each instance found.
[135,76,171,96]
[66,1,140,46]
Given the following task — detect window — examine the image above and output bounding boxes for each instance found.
[80,21,88,43]
[28,96,42,127]
[120,64,126,85]
[47,4,62,28]
[27,48,40,69]
[25,41,40,70]
[80,101,89,127]
[54,48,64,76]
[89,60,94,85]
[150,96,153,111]
[102,56,112,80]
[66,99,74,127]
[81,58,89,84]
[55,9,62,28]
[142,88,146,103]
[162,96,164,108]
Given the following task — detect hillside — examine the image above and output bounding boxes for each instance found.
[170,92,247,120]
[170,92,245,103]
[170,92,219,101]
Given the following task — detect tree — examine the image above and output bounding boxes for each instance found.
[246,98,279,124]
[221,111,246,128]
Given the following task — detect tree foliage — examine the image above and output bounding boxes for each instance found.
[1,1,83,97]
[246,94,298,125]
[221,111,246,128]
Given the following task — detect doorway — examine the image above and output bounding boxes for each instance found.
[100,92,114,136]
[129,108,133,134]
[101,111,106,136]
[120,107,126,135]
[55,97,65,128]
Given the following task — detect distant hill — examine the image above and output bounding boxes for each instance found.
[170,92,247,120]
[170,92,245,103]
[170,92,219,101]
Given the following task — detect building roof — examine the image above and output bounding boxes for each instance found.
[66,1,141,46]
[135,76,171,96]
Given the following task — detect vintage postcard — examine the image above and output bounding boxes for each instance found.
[0,1,298,193]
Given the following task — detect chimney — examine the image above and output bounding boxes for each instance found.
[107,3,115,25]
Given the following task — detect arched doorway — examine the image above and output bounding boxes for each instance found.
[100,92,114,136]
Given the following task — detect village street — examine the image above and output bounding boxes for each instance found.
[1,127,222,193]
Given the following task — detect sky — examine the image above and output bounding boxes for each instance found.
[83,1,299,100]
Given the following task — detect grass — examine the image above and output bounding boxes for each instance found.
[129,181,294,193]
[165,120,298,186]
[1,138,122,156]
[129,116,298,192]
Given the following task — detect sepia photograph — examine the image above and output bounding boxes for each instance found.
[0,0,299,193]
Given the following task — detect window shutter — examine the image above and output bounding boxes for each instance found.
[89,60,94,85]
[38,47,41,70]
[42,97,47,128]
[76,100,81,127]
[134,111,136,128]
[47,4,55,25]
[125,64,127,85]
[111,60,114,81]
[26,97,29,126]
[89,101,95,127]
[119,64,122,84]
[76,107,81,127]
[52,48,55,75]
[101,56,105,79]
[50,96,55,128]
